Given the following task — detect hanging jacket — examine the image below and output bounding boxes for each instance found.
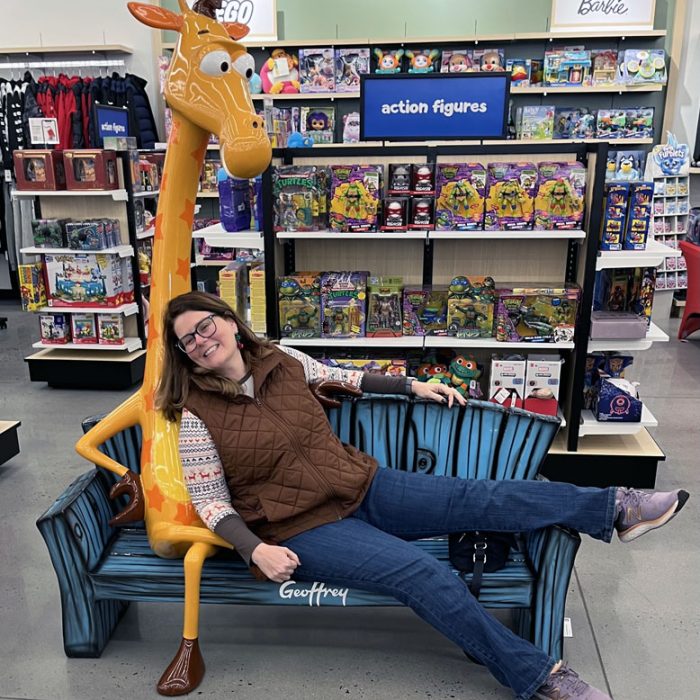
[184,347,378,543]
[21,73,44,149]
[124,73,159,148]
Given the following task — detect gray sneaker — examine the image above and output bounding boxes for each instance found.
[615,488,690,543]
[534,664,611,699]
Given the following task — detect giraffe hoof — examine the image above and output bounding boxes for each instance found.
[157,637,205,696]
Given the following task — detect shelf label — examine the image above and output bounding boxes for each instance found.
[550,0,656,32]
[360,74,510,141]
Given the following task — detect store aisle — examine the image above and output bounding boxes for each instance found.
[0,299,698,700]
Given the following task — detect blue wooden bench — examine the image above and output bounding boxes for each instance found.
[36,397,579,666]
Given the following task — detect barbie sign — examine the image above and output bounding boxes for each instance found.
[550,0,655,32]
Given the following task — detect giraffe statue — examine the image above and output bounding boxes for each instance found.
[75,1,271,694]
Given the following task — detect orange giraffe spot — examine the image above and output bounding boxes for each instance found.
[160,171,169,195]
[176,256,191,281]
[144,390,156,413]
[141,437,154,459]
[179,199,196,228]
[146,483,166,512]
[191,139,208,164]
[154,213,164,242]
[174,502,196,524]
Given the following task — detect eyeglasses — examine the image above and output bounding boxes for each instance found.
[176,315,217,354]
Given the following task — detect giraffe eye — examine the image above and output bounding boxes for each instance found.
[200,50,233,76]
[232,53,256,80]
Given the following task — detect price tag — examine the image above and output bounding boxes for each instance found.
[563,617,573,638]
[272,57,290,79]
[4,170,12,183]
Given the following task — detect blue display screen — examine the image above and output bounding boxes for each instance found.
[360,74,510,141]
[95,105,130,143]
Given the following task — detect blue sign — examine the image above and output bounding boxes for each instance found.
[95,104,130,143]
[360,74,510,141]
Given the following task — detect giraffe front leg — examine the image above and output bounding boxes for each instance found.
[157,542,218,696]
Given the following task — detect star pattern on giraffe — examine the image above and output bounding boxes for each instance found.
[145,482,165,512]
[176,256,191,281]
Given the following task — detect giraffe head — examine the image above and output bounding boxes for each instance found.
[128,0,271,179]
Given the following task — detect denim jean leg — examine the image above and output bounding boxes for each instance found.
[282,517,555,699]
[353,468,618,542]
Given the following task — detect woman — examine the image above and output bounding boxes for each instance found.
[157,291,688,700]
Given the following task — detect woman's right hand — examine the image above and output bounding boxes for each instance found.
[251,542,301,582]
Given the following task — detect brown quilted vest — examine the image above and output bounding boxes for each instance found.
[184,347,378,542]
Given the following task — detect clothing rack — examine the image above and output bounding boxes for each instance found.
[1,59,126,70]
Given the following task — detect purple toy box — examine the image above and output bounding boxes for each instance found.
[484,162,538,230]
[329,165,382,232]
[435,163,487,231]
[320,271,368,338]
[534,161,587,230]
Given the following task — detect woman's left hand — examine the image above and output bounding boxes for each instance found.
[411,380,467,408]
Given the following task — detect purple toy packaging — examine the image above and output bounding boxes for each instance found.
[601,183,629,251]
[484,162,538,230]
[329,165,381,232]
[299,47,336,93]
[534,162,586,230]
[402,287,449,336]
[623,182,653,250]
[335,48,369,92]
[321,271,368,338]
[435,163,487,230]
[218,174,251,232]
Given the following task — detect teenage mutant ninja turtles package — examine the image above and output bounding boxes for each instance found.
[484,162,538,230]
[534,161,587,230]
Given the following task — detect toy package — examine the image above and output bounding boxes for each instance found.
[411,164,435,194]
[300,106,335,144]
[446,275,497,339]
[388,164,412,194]
[323,358,407,376]
[261,49,300,94]
[517,105,555,140]
[31,219,68,248]
[593,267,656,327]
[402,287,449,336]
[607,150,646,182]
[39,313,71,344]
[98,313,126,345]
[596,109,628,139]
[618,49,667,84]
[219,262,247,318]
[591,50,619,85]
[534,161,586,230]
[435,163,487,231]
[373,47,404,73]
[506,58,542,87]
[19,263,47,312]
[524,354,563,416]
[601,183,628,251]
[596,377,643,422]
[329,165,381,232]
[14,150,66,191]
[489,356,526,409]
[249,264,266,335]
[320,271,368,338]
[623,182,653,250]
[440,49,476,73]
[64,150,118,191]
[625,107,654,138]
[218,174,251,232]
[71,313,98,344]
[543,49,592,86]
[342,112,361,143]
[409,197,435,230]
[335,48,369,92]
[273,165,328,232]
[495,285,580,343]
[405,48,440,74]
[260,106,300,148]
[200,160,220,192]
[278,272,322,339]
[299,47,336,92]
[553,108,596,139]
[65,220,112,251]
[473,48,505,72]
[367,276,403,337]
[484,162,538,230]
[381,197,409,231]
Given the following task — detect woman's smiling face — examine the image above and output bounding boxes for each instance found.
[173,310,239,371]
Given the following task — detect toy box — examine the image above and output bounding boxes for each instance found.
[278,272,322,339]
[342,112,361,143]
[409,197,435,230]
[249,264,267,335]
[71,313,98,344]
[446,275,497,338]
[218,174,251,232]
[543,49,591,86]
[517,105,555,140]
[484,162,538,230]
[44,253,133,307]
[596,109,627,139]
[65,220,110,251]
[273,165,328,232]
[31,219,68,248]
[405,48,440,73]
[489,356,526,409]
[619,49,667,84]
[402,286,449,336]
[625,107,654,139]
[595,377,643,422]
[64,150,118,190]
[440,49,476,73]
[299,47,336,93]
[593,267,656,327]
[39,313,71,344]
[553,108,596,139]
[495,285,580,343]
[335,48,369,92]
[323,358,407,376]
[321,271,368,338]
[367,276,403,337]
[381,197,409,231]
[373,48,404,74]
[300,106,335,144]
[590,311,647,339]
[218,261,247,318]
[103,136,138,151]
[591,50,619,85]
[200,160,220,192]
[388,164,412,194]
[329,165,381,232]
[506,58,541,87]
[260,105,300,148]
[473,48,505,72]
[19,263,47,311]
[13,150,66,190]
[623,181,653,250]
[534,161,586,230]
[435,163,487,231]
[601,183,628,251]
[97,313,126,345]
[524,354,563,416]
[412,163,435,194]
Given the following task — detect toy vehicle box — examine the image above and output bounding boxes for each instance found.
[64,149,118,190]
[320,271,368,338]
[71,313,98,344]
[335,48,370,92]
[484,162,538,230]
[278,272,322,339]
[13,150,66,191]
[402,286,449,336]
[97,313,126,345]
[534,161,586,230]
[446,275,497,339]
[299,47,336,93]
[39,313,71,344]
[435,163,487,231]
[489,356,526,409]
[367,276,403,338]
[329,165,381,232]
[524,354,563,416]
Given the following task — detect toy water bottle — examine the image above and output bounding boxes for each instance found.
[218,169,251,232]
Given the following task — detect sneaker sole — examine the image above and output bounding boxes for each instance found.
[618,490,690,543]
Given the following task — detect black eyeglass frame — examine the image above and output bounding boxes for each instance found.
[176,314,218,354]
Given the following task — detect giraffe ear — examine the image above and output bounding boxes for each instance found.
[223,22,250,40]
[128,2,183,31]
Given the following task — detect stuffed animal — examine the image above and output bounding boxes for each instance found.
[261,48,300,94]
[287,132,314,148]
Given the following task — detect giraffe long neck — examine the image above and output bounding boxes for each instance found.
[144,113,209,392]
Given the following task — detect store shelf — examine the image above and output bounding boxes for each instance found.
[280,337,424,348]
[579,406,658,437]
[595,240,681,270]
[12,189,129,201]
[688,167,700,175]
[192,224,264,249]
[587,322,669,352]
[20,244,134,258]
[429,229,585,240]
[36,303,139,317]
[32,337,143,352]
[511,84,664,94]
[136,230,155,240]
[196,191,219,198]
[132,190,160,198]
[0,44,133,55]
[484,137,654,146]
[252,92,360,101]
[277,231,428,240]
[194,257,233,267]
[425,337,575,350]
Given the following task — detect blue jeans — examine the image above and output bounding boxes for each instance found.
[282,468,617,700]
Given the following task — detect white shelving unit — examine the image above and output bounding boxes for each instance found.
[13,189,129,202]
[280,336,573,350]
[192,224,264,250]
[32,337,143,353]
[132,190,160,198]
[595,240,680,270]
[588,322,669,352]
[579,406,658,436]
[35,303,139,317]
[426,337,574,350]
[277,231,428,240]
[20,244,134,258]
[280,337,424,348]
[429,229,586,240]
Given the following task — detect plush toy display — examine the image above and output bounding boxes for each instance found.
[261,48,301,94]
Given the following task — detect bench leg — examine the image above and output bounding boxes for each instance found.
[157,542,217,696]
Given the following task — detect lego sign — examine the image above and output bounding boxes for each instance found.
[550,0,656,32]
[361,74,510,141]
[187,0,278,41]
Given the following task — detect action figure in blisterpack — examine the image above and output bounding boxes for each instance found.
[452,304,487,330]
[508,303,554,337]
[439,180,481,219]
[493,181,529,217]
[540,178,581,217]
[283,303,318,330]
[375,296,399,329]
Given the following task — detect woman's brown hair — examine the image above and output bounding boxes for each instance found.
[156,291,274,421]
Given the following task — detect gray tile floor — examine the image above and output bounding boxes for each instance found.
[0,300,698,700]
